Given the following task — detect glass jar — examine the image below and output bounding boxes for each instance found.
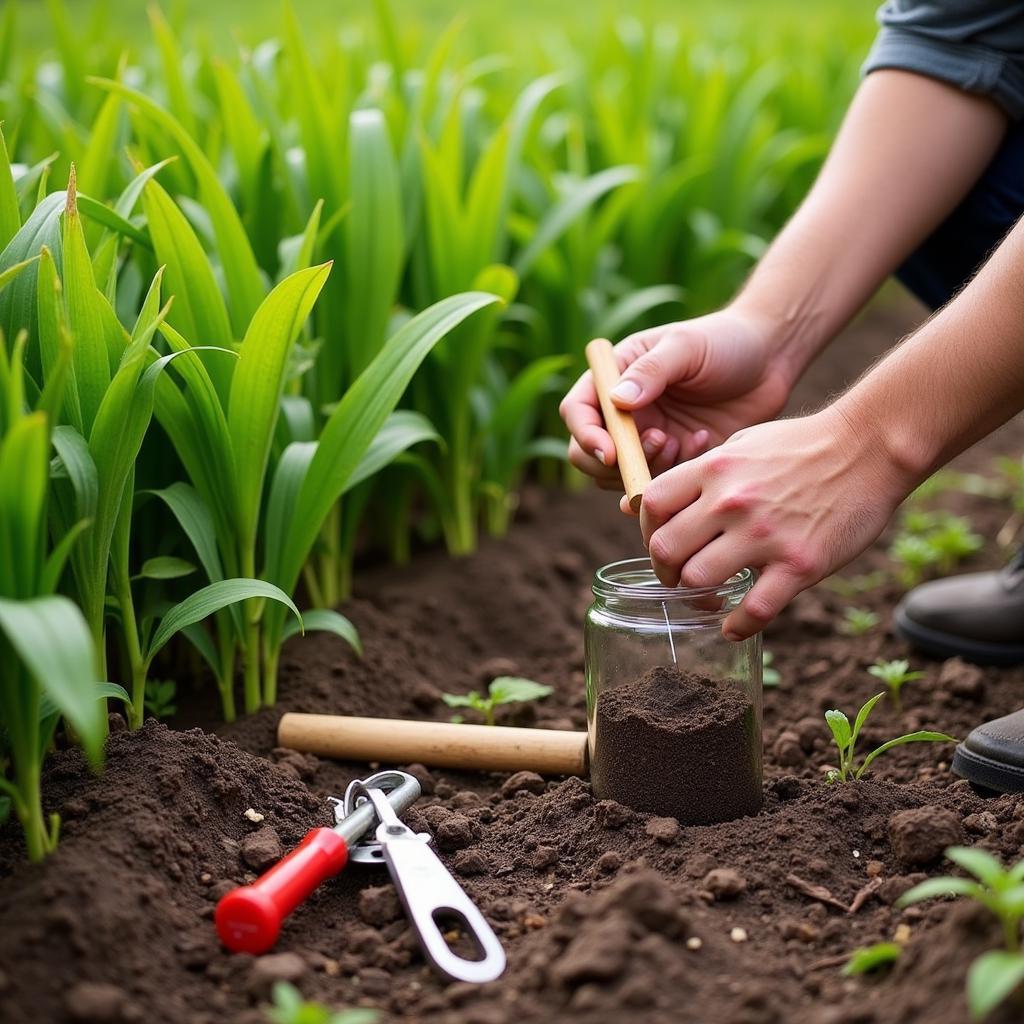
[585,558,762,824]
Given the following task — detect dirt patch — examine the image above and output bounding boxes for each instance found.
[2,299,1024,1023]
[590,666,761,823]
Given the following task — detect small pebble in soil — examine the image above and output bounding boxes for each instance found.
[359,885,402,927]
[772,730,805,767]
[730,927,749,943]
[247,952,307,997]
[239,825,283,872]
[434,812,478,851]
[65,981,135,1024]
[963,811,998,833]
[453,849,489,876]
[594,799,633,829]
[645,817,681,844]
[686,936,703,950]
[402,762,436,795]
[939,657,986,701]
[703,868,747,901]
[779,918,820,943]
[242,808,264,823]
[595,851,624,875]
[531,845,559,869]
[888,806,964,867]
[894,923,912,943]
[501,771,546,798]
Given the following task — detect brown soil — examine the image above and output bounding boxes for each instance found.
[590,666,762,823]
[3,296,1024,1024]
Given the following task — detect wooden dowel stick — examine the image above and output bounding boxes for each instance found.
[278,713,589,776]
[585,338,652,512]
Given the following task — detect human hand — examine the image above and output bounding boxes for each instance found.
[559,305,794,490]
[633,407,914,640]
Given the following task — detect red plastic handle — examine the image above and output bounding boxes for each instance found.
[215,828,348,954]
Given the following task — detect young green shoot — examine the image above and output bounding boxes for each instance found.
[840,607,880,637]
[266,981,378,1024]
[442,677,554,726]
[898,847,1024,1020]
[867,658,925,711]
[843,941,902,976]
[824,693,955,783]
[144,679,178,720]
[762,651,781,688]
[888,534,941,588]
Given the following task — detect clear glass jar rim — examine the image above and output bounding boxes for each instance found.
[592,558,753,601]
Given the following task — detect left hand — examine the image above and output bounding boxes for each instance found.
[631,407,914,640]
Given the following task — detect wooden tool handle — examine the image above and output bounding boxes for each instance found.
[278,714,588,776]
[585,338,652,512]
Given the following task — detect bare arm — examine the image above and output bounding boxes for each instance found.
[562,69,1009,484]
[738,68,1008,386]
[640,211,1024,639]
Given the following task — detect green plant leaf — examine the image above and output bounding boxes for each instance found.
[281,608,361,655]
[0,595,102,764]
[143,483,225,584]
[946,847,1010,889]
[346,411,441,493]
[145,579,302,666]
[488,677,554,704]
[850,692,884,749]
[824,709,851,753]
[136,556,197,581]
[442,692,482,709]
[896,876,983,907]
[967,951,1024,1022]
[856,731,957,778]
[228,263,331,551]
[842,942,902,976]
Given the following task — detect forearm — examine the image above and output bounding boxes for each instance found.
[734,69,1007,385]
[835,213,1024,490]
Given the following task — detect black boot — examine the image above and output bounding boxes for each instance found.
[953,709,1024,792]
[893,549,1024,665]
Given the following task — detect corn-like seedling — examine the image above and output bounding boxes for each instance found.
[867,658,924,711]
[823,693,955,783]
[143,679,177,720]
[442,677,554,727]
[898,847,1024,1021]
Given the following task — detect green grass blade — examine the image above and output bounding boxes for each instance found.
[0,125,20,248]
[227,262,331,551]
[281,608,361,654]
[91,78,265,332]
[145,579,301,665]
[143,483,225,584]
[0,412,48,597]
[51,425,98,521]
[346,410,440,493]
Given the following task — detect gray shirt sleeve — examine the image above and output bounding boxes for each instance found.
[863,2,1024,119]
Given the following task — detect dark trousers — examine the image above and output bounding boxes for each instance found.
[897,127,1024,310]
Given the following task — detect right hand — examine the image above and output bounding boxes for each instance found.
[559,305,794,490]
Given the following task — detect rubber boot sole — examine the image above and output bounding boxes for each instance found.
[952,744,1024,794]
[893,604,1024,666]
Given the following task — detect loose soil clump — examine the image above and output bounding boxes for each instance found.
[591,666,761,823]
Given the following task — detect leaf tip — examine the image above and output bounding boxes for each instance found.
[66,163,78,217]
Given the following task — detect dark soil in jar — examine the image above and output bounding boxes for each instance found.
[590,666,762,824]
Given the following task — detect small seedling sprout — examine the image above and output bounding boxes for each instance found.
[840,607,879,637]
[843,941,902,976]
[824,572,888,598]
[898,847,1024,1020]
[762,651,781,688]
[867,658,924,711]
[442,677,554,726]
[927,515,983,573]
[823,693,955,782]
[888,534,941,588]
[144,679,178,720]
[266,982,378,1024]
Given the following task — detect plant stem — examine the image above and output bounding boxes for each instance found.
[241,546,262,715]
[114,571,147,729]
[263,640,280,708]
[1005,914,1020,953]
[302,563,326,610]
[216,623,236,723]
